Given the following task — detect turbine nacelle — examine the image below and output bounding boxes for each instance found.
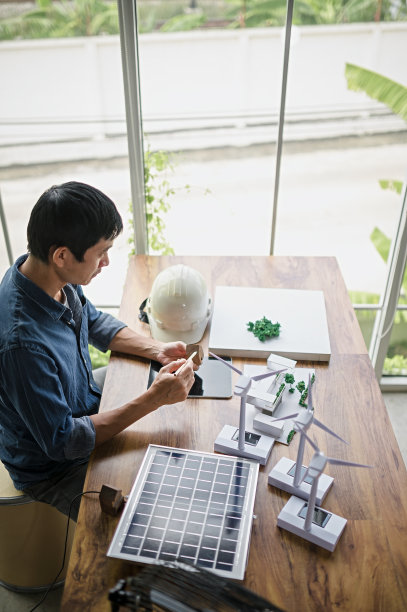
[235,375,252,395]
[307,451,328,476]
[209,351,287,397]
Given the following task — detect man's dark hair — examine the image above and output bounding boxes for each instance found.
[27,181,123,262]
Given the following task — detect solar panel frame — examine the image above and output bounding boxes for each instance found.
[107,445,259,580]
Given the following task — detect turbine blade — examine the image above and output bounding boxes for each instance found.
[209,352,242,375]
[251,368,287,381]
[313,417,349,445]
[327,457,373,469]
[307,373,312,410]
[272,412,299,422]
[298,426,320,452]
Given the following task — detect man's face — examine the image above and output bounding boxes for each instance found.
[61,238,114,286]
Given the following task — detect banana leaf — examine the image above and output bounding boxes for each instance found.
[345,63,407,122]
[371,226,407,294]
[379,179,403,195]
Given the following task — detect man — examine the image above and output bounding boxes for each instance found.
[0,181,195,520]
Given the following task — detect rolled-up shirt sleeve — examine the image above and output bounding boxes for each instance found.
[64,415,96,460]
[80,287,127,352]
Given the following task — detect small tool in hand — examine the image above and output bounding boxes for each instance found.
[174,351,197,376]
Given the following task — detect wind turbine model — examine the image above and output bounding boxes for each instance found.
[268,375,348,505]
[209,352,286,464]
[277,429,372,551]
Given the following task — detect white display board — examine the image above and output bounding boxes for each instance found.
[208,286,331,361]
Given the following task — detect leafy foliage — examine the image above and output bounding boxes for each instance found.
[284,372,296,392]
[296,380,306,393]
[160,12,207,32]
[88,344,110,369]
[345,62,407,374]
[0,0,119,40]
[295,0,378,25]
[379,179,404,195]
[2,0,406,40]
[286,429,296,444]
[128,150,174,256]
[247,316,281,341]
[143,149,176,255]
[128,148,194,255]
[345,63,407,121]
[384,353,407,375]
[225,0,386,28]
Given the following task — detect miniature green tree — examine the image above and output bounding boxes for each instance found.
[287,429,296,444]
[275,383,286,398]
[284,373,295,393]
[296,380,306,394]
[247,316,281,342]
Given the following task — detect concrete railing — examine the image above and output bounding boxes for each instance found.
[0,22,406,146]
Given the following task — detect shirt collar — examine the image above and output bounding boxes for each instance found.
[12,254,72,322]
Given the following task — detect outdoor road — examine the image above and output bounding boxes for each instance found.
[1,135,406,307]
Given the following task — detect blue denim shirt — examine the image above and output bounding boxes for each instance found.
[0,255,127,489]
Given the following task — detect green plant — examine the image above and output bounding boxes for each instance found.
[225,0,287,28]
[345,64,407,121]
[296,380,306,394]
[224,0,391,28]
[129,149,179,255]
[345,62,407,374]
[384,354,407,375]
[284,372,296,392]
[88,344,110,369]
[160,12,207,32]
[128,147,209,255]
[247,316,281,341]
[144,149,177,255]
[0,0,119,40]
[276,382,286,398]
[286,429,296,444]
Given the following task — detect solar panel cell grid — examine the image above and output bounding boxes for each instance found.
[108,445,259,580]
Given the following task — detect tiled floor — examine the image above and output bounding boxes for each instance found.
[0,392,406,611]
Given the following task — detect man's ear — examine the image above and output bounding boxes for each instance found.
[50,246,71,269]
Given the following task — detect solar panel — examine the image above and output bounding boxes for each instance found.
[107,445,259,580]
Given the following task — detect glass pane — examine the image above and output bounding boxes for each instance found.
[354,309,377,351]
[134,8,407,304]
[383,267,407,376]
[0,2,131,308]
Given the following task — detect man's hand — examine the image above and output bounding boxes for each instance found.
[90,357,195,447]
[108,329,199,370]
[150,359,195,405]
[155,341,187,365]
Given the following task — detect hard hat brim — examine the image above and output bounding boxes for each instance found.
[149,317,208,345]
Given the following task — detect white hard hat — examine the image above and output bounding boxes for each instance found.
[147,264,212,343]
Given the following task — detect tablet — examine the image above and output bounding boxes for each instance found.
[147,356,233,399]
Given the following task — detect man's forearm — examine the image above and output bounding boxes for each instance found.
[89,359,194,447]
[107,326,163,360]
[89,389,160,447]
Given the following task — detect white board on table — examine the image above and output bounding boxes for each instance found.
[208,286,331,362]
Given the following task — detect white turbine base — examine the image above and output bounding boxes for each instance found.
[214,425,275,465]
[277,495,347,552]
[268,457,333,505]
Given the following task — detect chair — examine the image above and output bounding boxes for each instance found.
[0,462,74,592]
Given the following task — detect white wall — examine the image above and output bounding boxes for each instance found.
[0,22,406,145]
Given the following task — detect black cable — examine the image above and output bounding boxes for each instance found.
[28,489,101,612]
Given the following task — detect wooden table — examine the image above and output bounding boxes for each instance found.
[61,256,407,612]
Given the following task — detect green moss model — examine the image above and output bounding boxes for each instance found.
[247,316,281,342]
